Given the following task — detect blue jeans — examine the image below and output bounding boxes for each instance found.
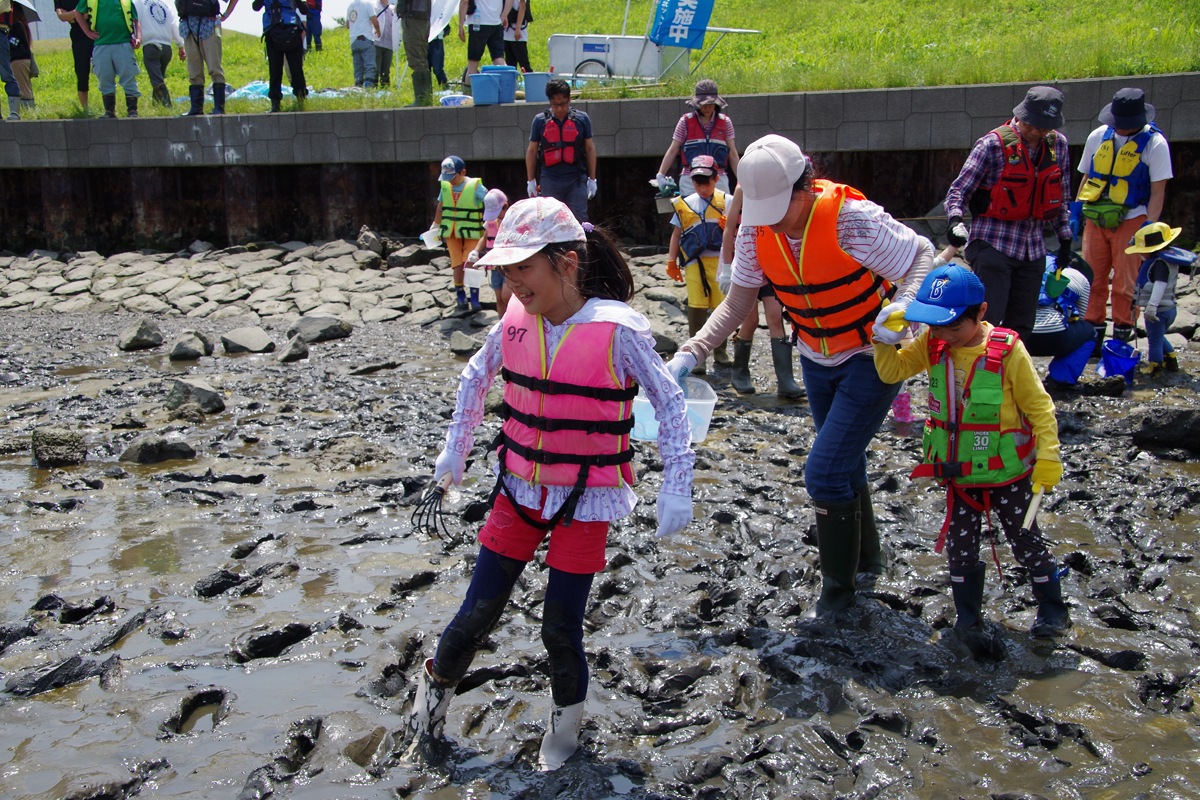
[0,31,21,99]
[427,36,446,85]
[1145,305,1176,364]
[801,352,901,503]
[351,37,376,86]
[305,11,322,48]
[538,169,588,221]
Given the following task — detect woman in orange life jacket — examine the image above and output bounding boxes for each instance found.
[667,135,936,618]
[404,197,695,770]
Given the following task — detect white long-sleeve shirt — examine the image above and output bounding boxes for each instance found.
[443,298,695,522]
[134,0,184,47]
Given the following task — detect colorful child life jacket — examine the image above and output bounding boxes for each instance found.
[977,124,1063,222]
[755,180,893,358]
[673,189,726,266]
[539,109,586,170]
[493,302,638,528]
[1134,245,1195,311]
[1078,124,1162,208]
[439,177,484,240]
[261,0,302,29]
[680,112,730,171]
[912,327,1036,489]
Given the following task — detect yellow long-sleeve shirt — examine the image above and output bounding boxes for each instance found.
[873,322,1060,463]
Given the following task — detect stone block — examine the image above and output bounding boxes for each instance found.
[220,117,254,148]
[1061,121,1092,147]
[737,125,774,148]
[836,121,869,151]
[619,99,660,132]
[365,110,394,142]
[87,144,111,167]
[591,135,616,157]
[493,126,527,159]
[201,145,224,166]
[395,108,426,141]
[886,89,912,120]
[1169,100,1200,141]
[108,142,133,166]
[21,145,48,168]
[732,94,770,125]
[297,112,335,133]
[868,120,905,150]
[805,127,836,153]
[132,138,172,166]
[1060,80,1101,125]
[267,138,292,162]
[195,117,226,148]
[14,121,47,146]
[338,137,373,163]
[135,118,168,139]
[769,93,805,133]
[471,127,494,159]
[48,148,68,168]
[903,114,931,150]
[928,111,971,148]
[842,91,888,123]
[331,111,367,138]
[88,118,132,145]
[657,98,685,130]
[911,85,965,114]
[475,104,519,128]
[443,132,473,155]
[806,91,844,129]
[371,141,397,162]
[965,84,1015,119]
[614,128,642,157]
[970,117,996,142]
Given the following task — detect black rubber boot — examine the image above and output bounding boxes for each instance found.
[153,84,172,107]
[126,96,138,118]
[269,98,281,113]
[185,85,204,116]
[1164,352,1180,373]
[1113,324,1134,343]
[801,497,861,618]
[212,82,226,115]
[1089,324,1105,359]
[730,337,755,394]
[414,68,434,106]
[949,562,1003,658]
[770,336,804,399]
[1029,567,1072,639]
[101,94,117,119]
[686,306,708,375]
[855,484,887,586]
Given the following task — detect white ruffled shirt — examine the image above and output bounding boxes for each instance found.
[443,298,695,522]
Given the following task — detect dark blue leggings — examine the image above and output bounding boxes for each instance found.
[432,545,595,706]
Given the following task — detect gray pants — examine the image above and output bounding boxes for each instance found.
[539,170,589,221]
[92,42,141,97]
[351,37,376,86]
[142,42,174,88]
[374,45,393,85]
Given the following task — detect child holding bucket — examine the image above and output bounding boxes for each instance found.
[873,263,1069,653]
[1129,221,1195,379]
[431,155,488,311]
[406,197,695,770]
[467,188,511,316]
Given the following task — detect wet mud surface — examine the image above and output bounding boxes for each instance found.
[1,310,1199,800]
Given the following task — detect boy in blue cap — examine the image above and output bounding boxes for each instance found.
[873,263,1070,649]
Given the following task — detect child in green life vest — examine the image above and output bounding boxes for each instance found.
[431,155,488,311]
[873,263,1070,651]
[1128,221,1195,379]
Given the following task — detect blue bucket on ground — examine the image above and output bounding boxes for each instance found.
[1048,339,1095,385]
[1097,339,1140,384]
[481,65,518,103]
[471,73,500,105]
[523,72,551,103]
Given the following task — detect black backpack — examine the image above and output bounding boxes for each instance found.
[176,0,220,18]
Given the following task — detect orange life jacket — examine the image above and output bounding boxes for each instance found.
[755,180,893,357]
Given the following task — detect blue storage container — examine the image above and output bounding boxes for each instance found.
[523,72,551,103]
[481,65,518,103]
[471,73,500,105]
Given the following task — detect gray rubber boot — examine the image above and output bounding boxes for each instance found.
[855,484,887,586]
[730,337,755,393]
[770,336,804,398]
[7,97,19,121]
[686,306,708,375]
[1029,566,1071,638]
[801,496,861,618]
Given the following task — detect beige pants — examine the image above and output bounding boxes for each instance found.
[185,30,223,85]
[11,59,33,101]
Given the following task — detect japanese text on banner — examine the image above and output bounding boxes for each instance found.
[648,0,715,50]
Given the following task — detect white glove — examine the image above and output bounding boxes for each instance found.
[655,173,669,194]
[1143,305,1158,323]
[655,492,693,537]
[466,249,480,265]
[872,301,909,346]
[587,178,598,199]
[716,259,732,295]
[932,255,948,269]
[664,352,697,387]
[434,448,466,485]
[526,179,538,198]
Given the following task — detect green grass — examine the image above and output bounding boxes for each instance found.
[23,0,1200,118]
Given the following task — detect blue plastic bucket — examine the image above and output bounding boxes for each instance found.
[481,65,518,103]
[1097,339,1140,384]
[523,72,551,103]
[439,94,473,106]
[1048,338,1094,385]
[470,73,500,105]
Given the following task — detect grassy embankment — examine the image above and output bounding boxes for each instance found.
[21,0,1200,118]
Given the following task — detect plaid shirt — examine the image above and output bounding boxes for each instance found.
[945,118,1072,261]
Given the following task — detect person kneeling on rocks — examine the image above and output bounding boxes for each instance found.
[405,197,695,770]
[873,263,1070,652]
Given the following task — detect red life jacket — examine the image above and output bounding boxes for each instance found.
[539,109,586,170]
[680,112,730,171]
[978,124,1064,222]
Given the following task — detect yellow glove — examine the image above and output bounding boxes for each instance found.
[1031,459,1062,493]
[666,259,683,283]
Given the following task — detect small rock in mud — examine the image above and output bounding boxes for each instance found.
[31,426,87,467]
[276,335,310,363]
[164,378,225,414]
[449,330,482,356]
[288,315,353,344]
[117,317,163,351]
[111,409,147,429]
[168,331,208,361]
[221,326,275,354]
[5,653,119,697]
[168,403,207,424]
[231,622,314,662]
[195,569,247,598]
[310,436,392,471]
[120,434,196,464]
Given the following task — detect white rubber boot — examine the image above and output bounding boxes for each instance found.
[403,658,455,758]
[537,700,585,771]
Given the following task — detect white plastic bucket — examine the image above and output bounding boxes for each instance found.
[630,377,718,444]
[463,266,485,288]
[419,229,441,248]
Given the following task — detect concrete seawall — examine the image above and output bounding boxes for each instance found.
[2,73,1197,251]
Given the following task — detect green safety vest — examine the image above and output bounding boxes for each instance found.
[86,0,134,33]
[912,327,1036,488]
[439,178,484,240]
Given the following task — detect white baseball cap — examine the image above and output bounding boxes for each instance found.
[477,197,585,267]
[738,135,810,226]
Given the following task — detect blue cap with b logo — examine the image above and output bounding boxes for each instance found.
[905,263,986,326]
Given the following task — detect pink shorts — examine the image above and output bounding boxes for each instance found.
[478,492,610,574]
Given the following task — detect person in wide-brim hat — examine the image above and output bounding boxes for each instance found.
[1099,87,1156,131]
[686,78,727,109]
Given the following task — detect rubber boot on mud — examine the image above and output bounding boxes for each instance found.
[686,306,708,375]
[537,700,585,771]
[1164,352,1180,373]
[212,82,227,115]
[855,484,887,588]
[1113,325,1134,343]
[7,97,20,121]
[770,336,804,399]
[185,85,204,116]
[469,287,481,311]
[1140,361,1162,379]
[949,562,1003,658]
[454,285,468,311]
[1029,567,1071,639]
[402,658,457,762]
[801,496,861,619]
[126,96,138,118]
[101,94,117,119]
[730,337,755,394]
[1089,324,1105,359]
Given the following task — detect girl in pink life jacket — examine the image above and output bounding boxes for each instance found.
[405,197,695,771]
